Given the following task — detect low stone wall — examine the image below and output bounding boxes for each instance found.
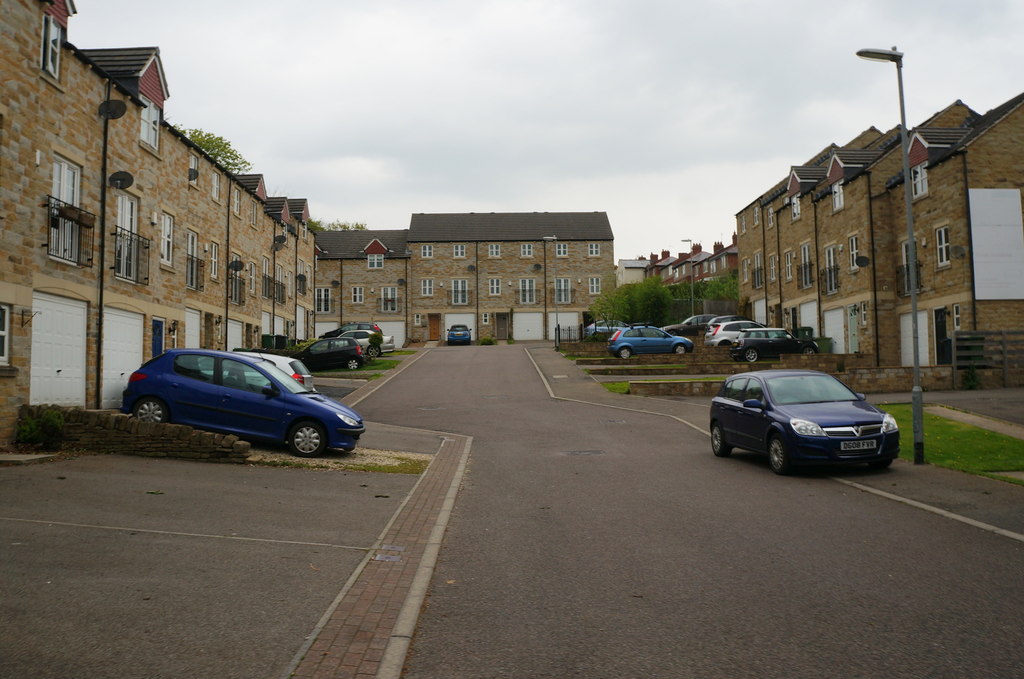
[18,405,251,462]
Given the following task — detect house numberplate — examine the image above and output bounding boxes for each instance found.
[841,440,877,451]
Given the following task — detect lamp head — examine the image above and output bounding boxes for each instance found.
[856,46,903,63]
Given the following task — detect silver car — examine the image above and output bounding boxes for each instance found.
[234,351,315,391]
[339,330,395,358]
[703,320,764,346]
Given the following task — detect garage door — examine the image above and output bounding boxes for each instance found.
[102,308,144,409]
[900,311,929,367]
[752,298,767,325]
[185,308,201,347]
[377,321,406,349]
[798,301,819,337]
[227,319,243,351]
[546,312,579,339]
[513,312,543,340]
[823,308,845,354]
[31,292,87,406]
[444,314,475,342]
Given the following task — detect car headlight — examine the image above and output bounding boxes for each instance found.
[790,418,826,437]
[882,412,899,433]
[336,412,361,427]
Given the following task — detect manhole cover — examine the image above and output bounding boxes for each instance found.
[418,406,444,411]
[565,450,605,456]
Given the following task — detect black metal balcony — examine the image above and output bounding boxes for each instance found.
[822,265,840,295]
[228,271,245,305]
[897,263,923,297]
[113,227,150,284]
[45,195,95,266]
[752,267,764,289]
[378,296,403,314]
[798,261,815,289]
[186,254,205,291]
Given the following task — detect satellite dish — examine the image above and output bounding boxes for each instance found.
[273,235,287,244]
[296,273,307,282]
[188,168,199,181]
[397,278,406,285]
[951,245,967,259]
[108,171,134,189]
[855,255,870,268]
[98,100,127,119]
[331,280,340,287]
[271,243,284,252]
[533,263,542,271]
[227,260,244,271]
[467,265,476,271]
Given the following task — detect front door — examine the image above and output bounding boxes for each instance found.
[934,308,950,365]
[847,305,860,353]
[495,313,509,340]
[428,314,441,341]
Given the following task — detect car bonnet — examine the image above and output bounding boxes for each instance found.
[773,399,884,427]
[295,392,363,423]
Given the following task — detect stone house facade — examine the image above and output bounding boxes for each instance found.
[313,212,616,343]
[737,94,1024,367]
[0,0,316,442]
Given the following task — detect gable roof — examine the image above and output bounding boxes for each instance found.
[234,174,267,200]
[286,199,310,223]
[407,212,613,242]
[315,230,410,260]
[79,47,169,105]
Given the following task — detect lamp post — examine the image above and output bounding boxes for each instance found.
[681,239,694,317]
[543,235,559,345]
[857,45,925,464]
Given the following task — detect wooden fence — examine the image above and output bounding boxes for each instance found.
[952,330,1024,388]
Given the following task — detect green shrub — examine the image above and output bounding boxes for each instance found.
[962,365,980,390]
[16,408,65,450]
[480,337,496,345]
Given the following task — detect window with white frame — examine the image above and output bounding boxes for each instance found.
[936,226,950,267]
[849,235,860,269]
[232,188,240,214]
[421,279,434,296]
[520,243,533,257]
[212,173,221,201]
[209,241,219,279]
[453,244,466,258]
[489,278,501,295]
[0,304,9,365]
[189,155,199,186]
[381,286,398,312]
[451,279,468,305]
[555,278,571,303]
[421,244,433,258]
[832,180,844,211]
[139,95,160,149]
[160,213,174,265]
[488,243,500,258]
[767,205,775,228]
[519,278,536,303]
[769,254,777,281]
[352,286,364,304]
[785,251,793,280]
[589,277,601,295]
[413,313,422,327]
[250,201,258,225]
[911,164,928,198]
[367,253,383,269]
[556,242,568,257]
[40,14,61,78]
[482,312,490,325]
[114,194,139,280]
[315,288,331,313]
[791,195,801,220]
[738,214,746,234]
[742,259,749,283]
[249,262,257,292]
[952,303,961,330]
[824,245,839,294]
[50,155,81,263]
[588,243,600,257]
[753,207,760,226]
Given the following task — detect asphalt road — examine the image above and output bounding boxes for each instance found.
[351,344,1024,679]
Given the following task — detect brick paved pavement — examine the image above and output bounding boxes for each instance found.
[286,434,471,679]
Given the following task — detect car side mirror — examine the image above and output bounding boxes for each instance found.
[855,392,866,401]
[742,398,765,409]
[262,385,279,397]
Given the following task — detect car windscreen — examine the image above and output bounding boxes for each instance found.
[765,374,858,405]
[257,361,309,394]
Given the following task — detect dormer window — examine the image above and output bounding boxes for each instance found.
[368,253,384,269]
[911,164,928,198]
[40,14,61,78]
[791,195,802,220]
[831,181,844,212]
[139,96,160,149]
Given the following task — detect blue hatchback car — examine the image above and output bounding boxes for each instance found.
[709,369,899,474]
[447,324,472,345]
[121,349,365,457]
[607,325,693,358]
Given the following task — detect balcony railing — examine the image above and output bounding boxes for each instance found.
[552,288,574,304]
[228,271,245,305]
[518,291,538,305]
[797,261,815,289]
[822,265,840,295]
[897,263,923,297]
[113,227,150,284]
[752,267,764,290]
[296,274,308,296]
[450,289,473,306]
[186,254,205,291]
[45,195,95,266]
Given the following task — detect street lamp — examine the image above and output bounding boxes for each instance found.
[543,235,559,344]
[857,45,925,464]
[680,239,694,317]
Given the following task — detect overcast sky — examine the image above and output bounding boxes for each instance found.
[70,0,1024,260]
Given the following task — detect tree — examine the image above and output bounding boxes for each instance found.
[590,277,674,326]
[177,127,253,174]
[307,219,368,233]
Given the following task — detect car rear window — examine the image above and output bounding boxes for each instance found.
[721,377,747,401]
[174,354,215,382]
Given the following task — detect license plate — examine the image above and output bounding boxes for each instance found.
[841,440,877,451]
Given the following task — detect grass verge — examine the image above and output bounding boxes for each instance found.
[602,382,630,394]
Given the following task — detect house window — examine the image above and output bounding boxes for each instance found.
[768,254,777,282]
[521,243,533,257]
[753,252,763,289]
[952,303,961,330]
[160,213,174,265]
[791,195,801,220]
[766,205,774,228]
[936,226,950,267]
[588,243,600,257]
[824,245,839,294]
[189,155,199,186]
[832,181,844,211]
[212,173,221,201]
[380,286,398,312]
[519,279,536,304]
[849,235,860,269]
[49,156,82,263]
[911,164,928,198]
[451,279,468,305]
[799,243,812,288]
[753,207,760,226]
[488,243,500,258]
[489,278,501,295]
[556,242,568,257]
[352,287,364,304]
[209,241,219,279]
[589,277,601,295]
[413,313,422,327]
[453,244,466,258]
[40,14,61,78]
[785,251,793,281]
[0,304,8,365]
[315,288,331,313]
[367,253,383,269]
[249,262,257,293]
[421,279,434,296]
[250,201,258,226]
[555,278,571,304]
[738,214,746,234]
[421,244,433,258]
[139,95,160,149]
[114,194,139,281]
[232,188,240,215]
[482,312,490,325]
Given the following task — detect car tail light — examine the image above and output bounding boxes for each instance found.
[373,325,382,333]
[711,324,721,335]
[355,345,363,355]
[290,373,303,383]
[128,371,148,383]
[609,330,622,341]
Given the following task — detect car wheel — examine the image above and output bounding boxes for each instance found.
[767,435,793,475]
[346,358,361,370]
[288,420,328,457]
[132,396,169,423]
[802,345,818,354]
[366,346,380,359]
[744,347,759,362]
[711,422,732,457]
[868,457,894,470]
[617,347,633,359]
[673,343,687,354]
[718,339,732,346]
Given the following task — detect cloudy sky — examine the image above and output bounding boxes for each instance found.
[70,0,1024,260]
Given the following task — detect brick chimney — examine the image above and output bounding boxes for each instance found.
[714,241,723,253]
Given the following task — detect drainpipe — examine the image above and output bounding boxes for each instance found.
[94,80,113,409]
[223,185,231,350]
[961,153,978,331]
[867,172,881,367]
[812,194,822,336]
[474,241,480,335]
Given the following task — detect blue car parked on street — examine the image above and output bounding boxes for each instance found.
[121,349,365,457]
[447,324,472,345]
[709,369,899,475]
[607,325,693,358]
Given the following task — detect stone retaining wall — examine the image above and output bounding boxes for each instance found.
[18,405,251,462]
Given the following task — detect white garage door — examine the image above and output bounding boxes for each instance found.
[444,314,475,342]
[227,319,243,351]
[900,311,929,367]
[823,308,845,354]
[798,300,819,337]
[377,321,406,349]
[31,293,88,406]
[546,312,579,339]
[752,298,767,325]
[102,308,143,409]
[513,312,544,340]
[185,308,201,347]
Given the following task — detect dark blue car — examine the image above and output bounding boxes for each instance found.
[709,369,899,474]
[121,349,365,457]
[447,324,471,345]
[607,325,693,358]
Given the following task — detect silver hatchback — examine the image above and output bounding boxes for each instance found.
[704,320,764,346]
